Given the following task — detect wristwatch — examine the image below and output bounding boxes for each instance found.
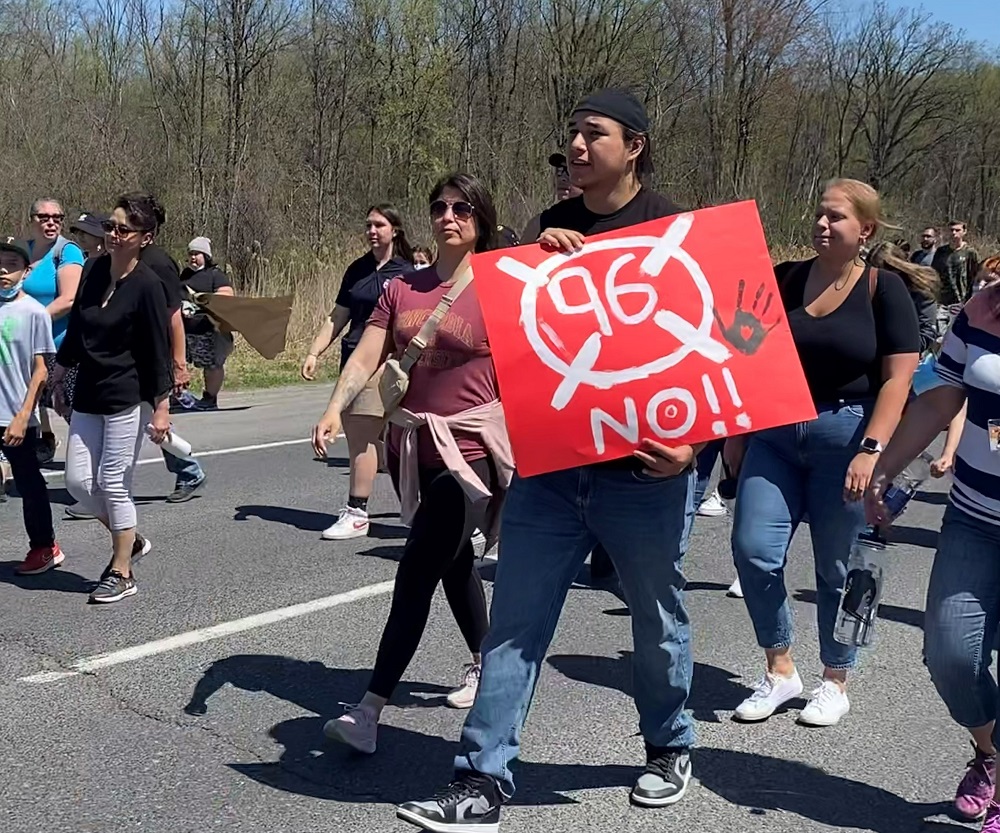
[859,437,884,454]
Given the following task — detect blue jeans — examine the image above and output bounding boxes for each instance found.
[163,449,204,487]
[924,506,1000,743]
[731,402,870,670]
[694,439,725,507]
[455,464,695,797]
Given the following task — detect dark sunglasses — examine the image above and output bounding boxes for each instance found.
[101,219,145,236]
[430,199,475,221]
[33,213,64,223]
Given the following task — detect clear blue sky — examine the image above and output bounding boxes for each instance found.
[843,0,1000,48]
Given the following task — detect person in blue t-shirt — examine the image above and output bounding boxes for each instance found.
[23,197,85,463]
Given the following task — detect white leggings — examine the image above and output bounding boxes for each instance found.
[66,404,151,532]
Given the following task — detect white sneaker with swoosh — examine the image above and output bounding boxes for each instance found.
[321,506,370,540]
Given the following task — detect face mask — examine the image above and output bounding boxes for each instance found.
[414,263,429,271]
[0,280,23,300]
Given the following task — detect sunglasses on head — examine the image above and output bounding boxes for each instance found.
[34,213,64,223]
[101,219,146,236]
[430,199,475,221]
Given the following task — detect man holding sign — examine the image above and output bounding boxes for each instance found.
[397,90,816,833]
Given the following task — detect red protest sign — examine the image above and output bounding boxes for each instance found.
[472,200,816,477]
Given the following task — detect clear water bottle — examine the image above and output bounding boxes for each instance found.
[177,390,198,410]
[834,528,887,647]
[880,451,934,520]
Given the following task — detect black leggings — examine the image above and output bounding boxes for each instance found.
[368,456,494,699]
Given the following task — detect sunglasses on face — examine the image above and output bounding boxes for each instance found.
[33,213,64,223]
[101,219,144,237]
[430,199,475,221]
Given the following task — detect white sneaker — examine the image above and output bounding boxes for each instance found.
[727,576,744,598]
[734,670,803,721]
[323,704,377,753]
[446,663,481,709]
[697,489,728,517]
[798,680,850,727]
[321,506,370,540]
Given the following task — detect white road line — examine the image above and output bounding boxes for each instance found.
[42,434,344,480]
[18,578,395,684]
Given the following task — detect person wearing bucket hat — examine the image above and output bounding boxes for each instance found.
[179,236,234,411]
[398,90,695,832]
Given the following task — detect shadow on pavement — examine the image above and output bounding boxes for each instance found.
[234,504,333,531]
[0,560,92,594]
[183,654,453,718]
[695,747,948,832]
[793,588,924,630]
[887,524,939,550]
[229,717,942,827]
[547,652,750,723]
[914,490,950,506]
[231,715,636,807]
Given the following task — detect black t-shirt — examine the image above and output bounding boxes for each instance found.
[537,188,683,237]
[334,252,409,367]
[776,259,920,403]
[180,265,232,335]
[56,260,173,415]
[140,244,183,311]
[539,188,684,469]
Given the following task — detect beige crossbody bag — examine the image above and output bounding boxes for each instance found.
[378,266,474,419]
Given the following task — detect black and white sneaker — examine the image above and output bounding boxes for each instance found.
[630,745,692,807]
[397,773,503,832]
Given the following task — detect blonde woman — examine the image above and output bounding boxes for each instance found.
[726,179,920,726]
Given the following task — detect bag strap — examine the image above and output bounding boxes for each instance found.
[399,266,474,374]
[52,235,68,270]
[868,265,878,300]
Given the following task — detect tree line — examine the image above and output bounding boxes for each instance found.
[2,0,998,285]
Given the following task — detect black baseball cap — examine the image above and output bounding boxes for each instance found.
[70,211,109,238]
[572,89,649,133]
[0,237,31,266]
[548,153,567,168]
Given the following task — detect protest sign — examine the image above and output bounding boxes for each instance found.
[472,200,816,477]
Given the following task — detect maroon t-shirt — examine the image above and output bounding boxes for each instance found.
[368,267,498,467]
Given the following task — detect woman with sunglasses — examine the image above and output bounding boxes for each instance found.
[312,173,512,754]
[23,198,85,462]
[302,204,413,540]
[53,194,173,604]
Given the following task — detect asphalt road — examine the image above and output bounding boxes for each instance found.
[0,384,977,833]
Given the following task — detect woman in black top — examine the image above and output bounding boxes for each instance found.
[54,193,173,604]
[725,179,920,727]
[180,236,234,410]
[300,204,413,541]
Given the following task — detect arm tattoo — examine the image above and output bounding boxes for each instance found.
[328,363,369,413]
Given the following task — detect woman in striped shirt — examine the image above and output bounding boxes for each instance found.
[868,285,1000,829]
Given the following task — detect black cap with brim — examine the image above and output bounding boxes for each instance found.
[572,88,649,133]
[70,212,109,238]
[0,237,31,266]
[548,152,567,168]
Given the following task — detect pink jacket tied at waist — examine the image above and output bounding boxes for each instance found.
[389,400,514,544]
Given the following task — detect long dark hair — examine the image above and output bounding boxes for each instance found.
[367,203,414,263]
[429,173,498,253]
[867,241,939,301]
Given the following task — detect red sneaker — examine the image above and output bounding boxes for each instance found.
[15,544,65,575]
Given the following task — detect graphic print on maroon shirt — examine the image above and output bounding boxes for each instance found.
[368,268,499,466]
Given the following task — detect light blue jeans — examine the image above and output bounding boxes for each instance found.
[731,402,871,670]
[924,506,1000,744]
[455,464,695,797]
[163,449,204,487]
